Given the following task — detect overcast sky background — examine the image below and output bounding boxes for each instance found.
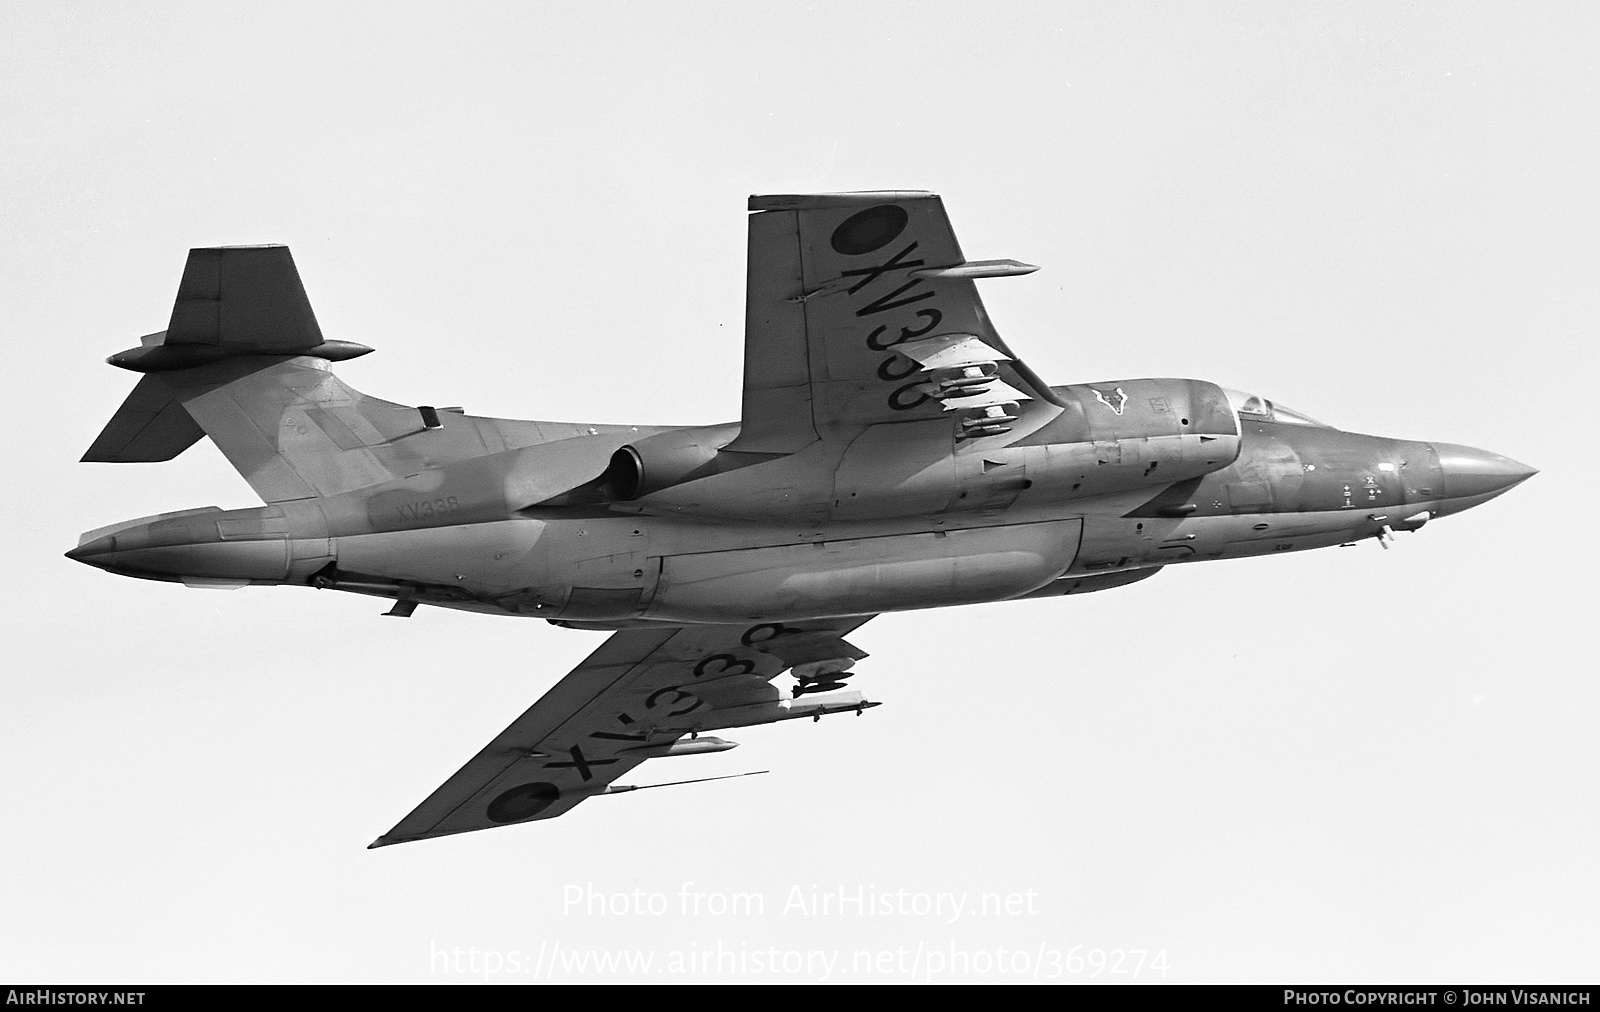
[4,2,1597,983]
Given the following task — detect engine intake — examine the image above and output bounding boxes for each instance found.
[607,425,739,499]
[535,423,745,507]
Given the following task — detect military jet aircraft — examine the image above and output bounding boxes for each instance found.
[68,191,1535,847]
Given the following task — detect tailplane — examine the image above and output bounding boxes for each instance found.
[82,246,501,503]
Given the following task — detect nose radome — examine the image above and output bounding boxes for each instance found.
[1431,442,1538,500]
[64,535,116,567]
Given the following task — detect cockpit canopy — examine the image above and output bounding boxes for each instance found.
[1222,388,1331,428]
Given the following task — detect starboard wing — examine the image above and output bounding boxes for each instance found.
[731,191,1058,453]
[370,617,876,847]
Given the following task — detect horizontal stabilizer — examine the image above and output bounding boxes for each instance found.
[104,247,371,373]
[167,245,322,350]
[81,244,621,500]
[82,374,204,462]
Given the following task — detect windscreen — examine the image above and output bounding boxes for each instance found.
[1223,388,1331,428]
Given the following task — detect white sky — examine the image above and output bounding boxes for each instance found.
[3,2,1596,983]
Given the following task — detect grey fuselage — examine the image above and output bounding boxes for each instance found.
[68,376,1534,626]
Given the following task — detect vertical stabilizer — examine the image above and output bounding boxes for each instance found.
[81,246,575,503]
[80,246,427,501]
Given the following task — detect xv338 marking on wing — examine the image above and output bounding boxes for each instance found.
[68,193,1536,846]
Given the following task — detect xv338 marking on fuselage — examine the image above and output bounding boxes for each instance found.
[67,192,1535,846]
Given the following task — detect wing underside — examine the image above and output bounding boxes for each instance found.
[732,191,1056,453]
[371,617,875,847]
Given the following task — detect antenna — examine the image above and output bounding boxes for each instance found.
[602,771,769,796]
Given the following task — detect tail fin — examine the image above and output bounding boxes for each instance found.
[82,246,498,503]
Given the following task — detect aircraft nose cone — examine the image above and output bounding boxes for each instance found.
[1432,442,1538,500]
[65,536,115,570]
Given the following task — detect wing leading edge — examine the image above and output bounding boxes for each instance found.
[371,617,875,847]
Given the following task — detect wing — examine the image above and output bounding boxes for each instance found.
[370,617,876,847]
[731,191,1059,453]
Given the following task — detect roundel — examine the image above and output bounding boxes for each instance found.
[830,204,909,256]
[486,781,561,823]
